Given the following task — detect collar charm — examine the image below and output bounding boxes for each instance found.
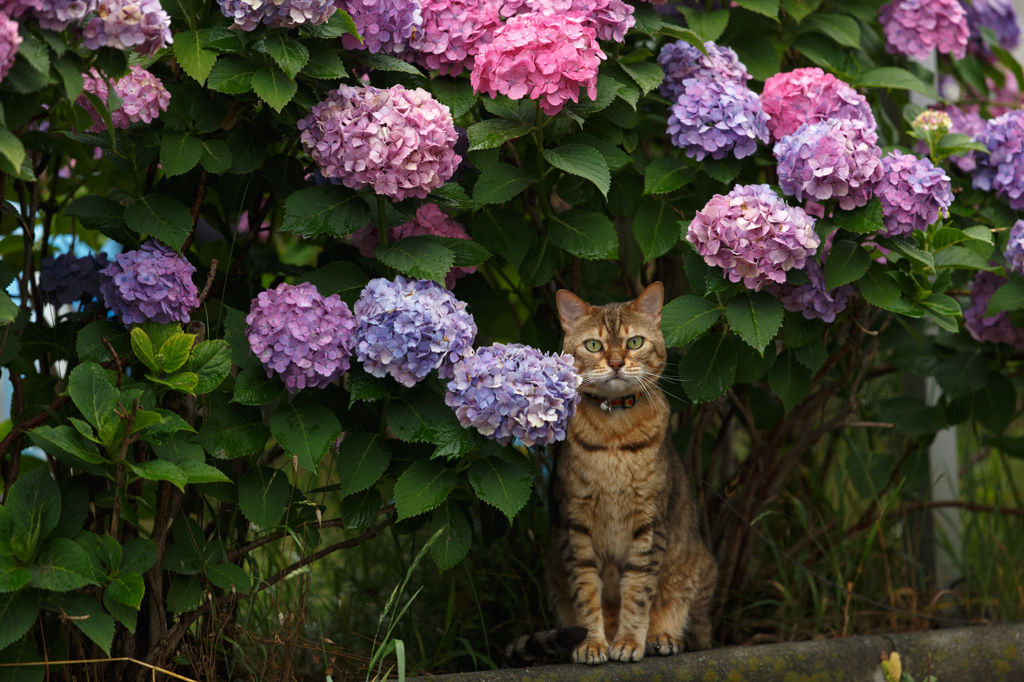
[582,391,645,411]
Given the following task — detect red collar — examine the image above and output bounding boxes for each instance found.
[581,390,646,411]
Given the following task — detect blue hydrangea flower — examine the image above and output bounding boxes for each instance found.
[99,241,198,325]
[667,76,769,161]
[769,257,851,323]
[1005,220,1024,275]
[445,343,581,447]
[40,252,109,307]
[353,276,476,386]
[962,0,1020,55]
[658,40,750,103]
[973,110,1024,210]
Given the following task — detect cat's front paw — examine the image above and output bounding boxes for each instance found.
[646,633,683,656]
[609,637,645,663]
[572,639,609,665]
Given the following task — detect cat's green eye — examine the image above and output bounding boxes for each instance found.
[584,339,603,352]
[626,336,645,350]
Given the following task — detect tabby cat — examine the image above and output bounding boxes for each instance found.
[540,282,717,665]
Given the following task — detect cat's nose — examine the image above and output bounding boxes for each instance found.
[608,360,624,372]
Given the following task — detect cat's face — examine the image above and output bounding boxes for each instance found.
[556,283,666,398]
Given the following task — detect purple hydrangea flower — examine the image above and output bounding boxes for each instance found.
[876,150,953,237]
[774,118,884,211]
[406,0,503,76]
[961,0,1020,55]
[964,271,1024,348]
[769,258,852,324]
[879,0,969,61]
[760,68,876,142]
[973,110,1024,210]
[340,0,423,55]
[1004,220,1024,276]
[445,343,581,447]
[668,76,769,161]
[76,66,170,133]
[40,252,110,306]
[0,12,20,85]
[353,276,476,386]
[2,0,43,17]
[945,106,987,173]
[99,241,199,325]
[686,184,820,290]
[298,84,460,201]
[82,0,172,57]
[245,282,356,393]
[35,0,98,30]
[218,0,338,30]
[658,40,750,103]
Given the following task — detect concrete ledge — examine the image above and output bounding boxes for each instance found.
[414,623,1023,682]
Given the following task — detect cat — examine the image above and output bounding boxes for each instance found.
[529,282,717,666]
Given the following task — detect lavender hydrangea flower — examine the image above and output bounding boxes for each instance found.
[1004,220,1024,276]
[246,282,356,393]
[99,241,199,325]
[668,77,769,161]
[879,0,969,60]
[340,0,423,55]
[945,106,987,173]
[973,110,1024,210]
[76,66,170,133]
[219,0,339,30]
[769,258,852,323]
[877,150,953,237]
[687,184,820,290]
[82,0,172,57]
[961,0,1020,54]
[40,253,110,306]
[2,0,44,18]
[774,118,884,211]
[445,343,581,447]
[35,0,98,30]
[658,40,750,103]
[298,84,460,201]
[353,276,476,386]
[964,271,1024,348]
[0,12,20,85]
[760,68,877,142]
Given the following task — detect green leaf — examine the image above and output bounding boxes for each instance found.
[472,211,532,269]
[63,196,130,243]
[725,291,784,355]
[429,182,478,211]
[543,144,610,199]
[549,210,618,260]
[985,278,1024,316]
[385,388,463,443]
[28,425,104,465]
[175,30,218,84]
[769,349,812,413]
[631,1,662,33]
[127,460,188,490]
[337,432,391,497]
[468,456,532,523]
[856,67,940,100]
[282,186,370,238]
[77,321,130,363]
[429,77,478,119]
[68,362,118,432]
[394,459,458,521]
[793,33,847,72]
[0,554,31,593]
[735,340,777,382]
[199,139,232,174]
[227,122,266,173]
[0,630,42,682]
[270,401,343,473]
[352,51,424,77]
[160,131,203,177]
[473,163,532,204]
[972,373,1016,434]
[107,571,145,609]
[794,338,827,373]
[700,157,742,185]
[232,369,283,406]
[431,500,472,572]
[800,13,860,48]
[31,538,96,592]
[208,56,255,93]
[124,194,194,251]
[679,333,736,404]
[0,591,37,651]
[421,236,492,268]
[783,0,822,22]
[833,199,884,234]
[301,261,371,306]
[875,397,945,434]
[374,236,454,285]
[159,333,196,373]
[184,340,231,394]
[0,127,25,172]
[921,294,961,317]
[733,0,779,19]
[264,32,309,80]
[194,394,271,459]
[301,40,346,79]
[167,574,202,613]
[131,327,158,372]
[858,262,902,309]
[147,372,199,394]
[466,118,533,152]
[677,7,729,41]
[934,351,988,400]
[618,60,664,95]
[661,295,722,347]
[824,240,870,289]
[933,245,995,271]
[51,594,114,655]
[252,67,296,113]
[238,466,291,529]
[519,236,557,287]
[643,157,694,195]
[633,200,679,262]
[206,563,251,594]
[732,35,782,81]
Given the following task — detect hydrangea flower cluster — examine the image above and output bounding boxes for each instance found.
[774,118,884,210]
[769,259,852,323]
[667,77,769,161]
[340,0,423,54]
[353,276,476,386]
[82,0,172,56]
[219,0,339,30]
[686,184,820,290]
[0,13,20,85]
[2,0,44,18]
[98,241,199,325]
[876,150,953,237]
[509,0,636,43]
[658,40,749,103]
[35,0,98,30]
[961,0,1020,54]
[246,283,356,393]
[407,0,502,76]
[964,272,1024,348]
[972,110,1024,210]
[1004,220,1024,276]
[760,68,877,141]
[912,110,952,134]
[298,84,460,201]
[470,13,605,116]
[445,343,581,447]
[879,0,969,61]
[351,204,476,290]
[921,105,987,173]
[40,253,110,306]
[76,66,170,133]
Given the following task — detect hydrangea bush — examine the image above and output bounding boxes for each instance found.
[4,0,1024,674]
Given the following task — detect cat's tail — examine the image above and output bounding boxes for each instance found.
[503,626,588,667]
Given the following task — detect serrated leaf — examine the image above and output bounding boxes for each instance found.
[794,338,827,374]
[31,538,96,592]
[124,194,193,251]
[53,594,114,654]
[725,291,784,354]
[985,278,1024,316]
[128,460,188,491]
[270,401,342,473]
[238,466,291,529]
[431,500,472,572]
[68,362,118,432]
[824,240,870,289]
[858,262,902,309]
[77,321,131,363]
[618,60,664,95]
[208,56,255,94]
[661,295,722,347]
[543,144,610,199]
[833,199,884,234]
[158,333,196,373]
[800,13,860,48]
[934,350,988,400]
[252,67,296,112]
[63,196,129,242]
[394,459,457,520]
[0,127,25,172]
[429,77,477,119]
[783,0,822,21]
[206,563,251,594]
[184,340,231,394]
[679,332,736,404]
[301,40,346,79]
[473,163,532,204]
[0,555,31,593]
[167,574,202,613]
[856,67,940,100]
[549,210,618,260]
[733,0,779,19]
[194,394,271,459]
[175,30,217,84]
[231,369,283,406]
[199,139,232,174]
[374,236,454,285]
[160,131,202,177]
[282,185,370,238]
[769,349,812,413]
[472,210,532,269]
[146,372,199,394]
[337,432,391,497]
[633,199,679,262]
[468,457,532,522]
[677,7,730,42]
[107,570,145,609]
[28,425,104,465]
[264,33,309,80]
[0,591,36,651]
[700,156,742,185]
[643,157,694,195]
[352,52,424,76]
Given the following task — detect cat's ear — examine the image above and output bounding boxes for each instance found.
[630,282,664,322]
[556,289,592,333]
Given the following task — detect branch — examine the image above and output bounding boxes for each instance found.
[197,260,218,306]
[101,337,122,389]
[109,399,139,538]
[227,505,395,561]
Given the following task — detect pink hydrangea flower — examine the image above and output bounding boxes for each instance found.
[760,67,876,142]
[407,0,503,76]
[687,184,820,291]
[82,0,172,57]
[0,12,21,85]
[501,0,636,43]
[879,0,969,61]
[76,66,170,133]
[471,13,605,116]
[350,204,476,289]
[298,84,461,201]
[877,150,953,237]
